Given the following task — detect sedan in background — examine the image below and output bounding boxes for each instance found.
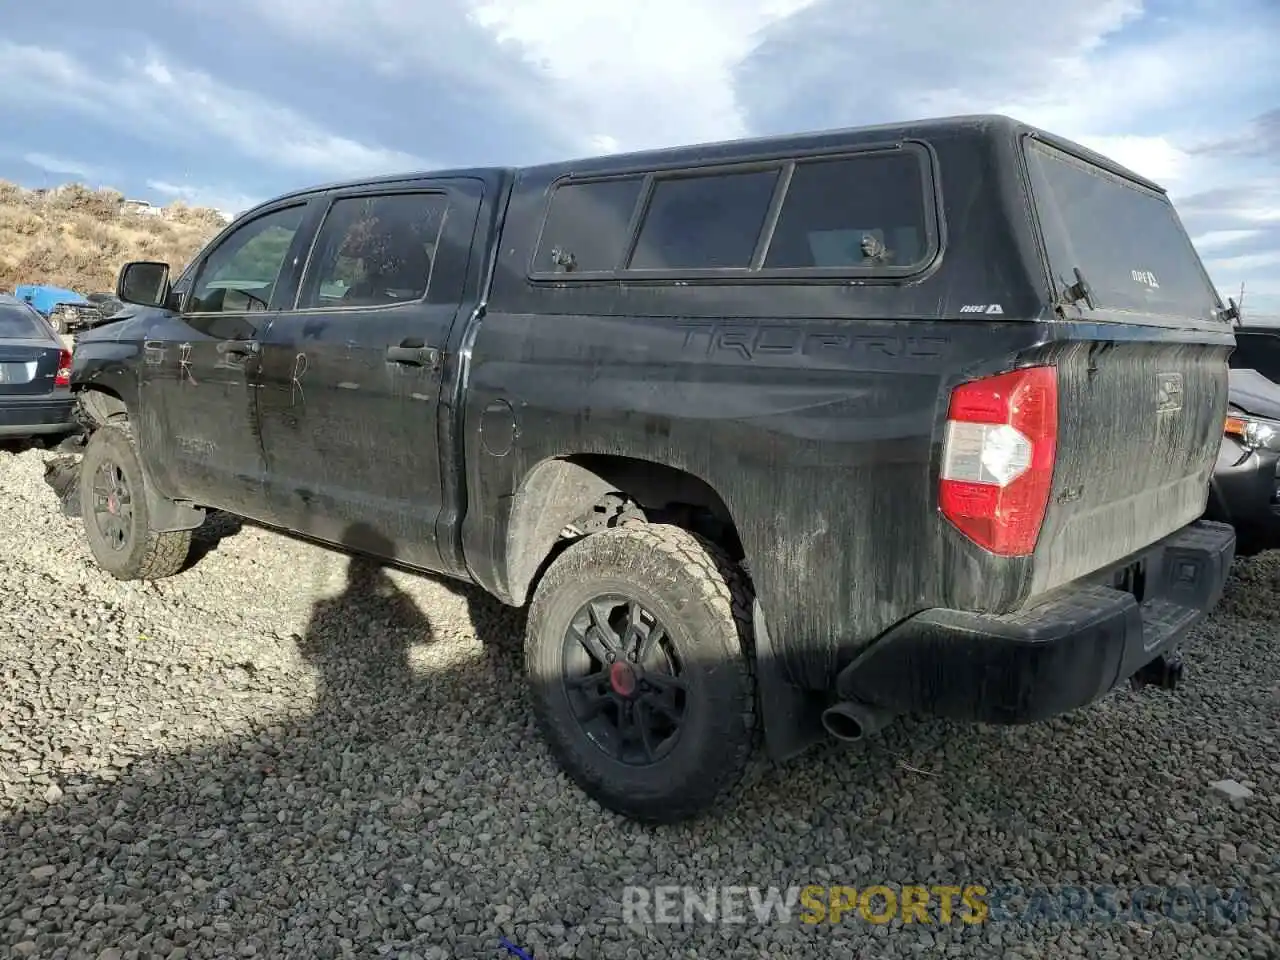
[1205,326,1280,551]
[0,293,77,441]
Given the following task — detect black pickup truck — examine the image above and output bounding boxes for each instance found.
[69,114,1237,823]
[1206,324,1280,548]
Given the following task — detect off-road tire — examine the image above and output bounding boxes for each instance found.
[79,424,191,580]
[525,522,758,823]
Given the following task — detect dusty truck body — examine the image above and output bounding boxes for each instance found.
[69,114,1235,823]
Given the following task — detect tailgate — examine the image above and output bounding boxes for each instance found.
[1030,337,1230,593]
[1020,135,1233,593]
[0,340,66,397]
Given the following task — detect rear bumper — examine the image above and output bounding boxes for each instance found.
[836,519,1236,724]
[0,396,77,437]
[1205,436,1280,536]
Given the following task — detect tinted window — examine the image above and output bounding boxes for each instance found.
[189,205,306,314]
[0,302,50,339]
[533,177,644,274]
[298,193,449,309]
[629,169,779,270]
[764,153,931,270]
[1230,332,1280,382]
[1025,141,1221,320]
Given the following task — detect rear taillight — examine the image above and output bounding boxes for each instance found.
[55,349,72,388]
[939,365,1058,557]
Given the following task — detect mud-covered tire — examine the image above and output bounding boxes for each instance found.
[525,522,758,823]
[79,425,191,580]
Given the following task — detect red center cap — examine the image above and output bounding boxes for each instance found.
[609,661,637,697]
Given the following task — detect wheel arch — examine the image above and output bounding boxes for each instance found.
[504,453,743,609]
[502,453,828,764]
[77,409,205,535]
[76,384,130,426]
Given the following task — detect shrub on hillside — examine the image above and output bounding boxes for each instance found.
[0,180,224,295]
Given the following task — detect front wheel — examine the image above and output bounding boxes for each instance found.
[79,425,192,580]
[525,523,758,823]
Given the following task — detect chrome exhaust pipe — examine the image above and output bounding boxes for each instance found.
[821,700,894,742]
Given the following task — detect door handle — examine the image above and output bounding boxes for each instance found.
[218,340,260,357]
[385,344,440,367]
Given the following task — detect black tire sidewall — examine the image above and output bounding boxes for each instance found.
[79,426,151,577]
[526,526,754,818]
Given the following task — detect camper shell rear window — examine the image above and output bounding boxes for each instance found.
[1023,138,1223,321]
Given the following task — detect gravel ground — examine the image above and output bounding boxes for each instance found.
[0,441,1277,960]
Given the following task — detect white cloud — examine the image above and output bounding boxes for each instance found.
[205,0,823,156]
[146,180,261,220]
[1205,250,1280,274]
[0,40,426,180]
[465,0,821,151]
[1193,230,1264,252]
[21,152,105,181]
[1072,136,1194,187]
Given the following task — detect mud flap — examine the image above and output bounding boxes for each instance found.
[43,443,205,533]
[753,598,828,762]
[43,454,83,517]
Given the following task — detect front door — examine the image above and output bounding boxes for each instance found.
[255,181,482,571]
[137,201,314,514]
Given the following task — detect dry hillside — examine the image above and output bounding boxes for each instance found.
[0,181,226,296]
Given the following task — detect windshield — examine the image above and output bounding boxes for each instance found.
[1024,139,1223,321]
[0,302,52,340]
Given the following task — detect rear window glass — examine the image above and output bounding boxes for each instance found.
[764,153,931,270]
[0,303,50,339]
[629,169,779,270]
[1024,140,1222,319]
[533,177,644,274]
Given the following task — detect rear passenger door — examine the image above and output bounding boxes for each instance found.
[255,179,483,572]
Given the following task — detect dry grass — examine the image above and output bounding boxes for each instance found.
[0,181,227,295]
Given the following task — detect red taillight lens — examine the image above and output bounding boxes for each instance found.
[55,349,72,388]
[938,365,1058,557]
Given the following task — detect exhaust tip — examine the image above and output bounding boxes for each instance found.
[821,701,892,742]
[822,707,866,742]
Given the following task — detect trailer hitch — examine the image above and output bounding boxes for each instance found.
[1130,650,1184,691]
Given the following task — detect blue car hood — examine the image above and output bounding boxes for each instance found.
[14,284,89,314]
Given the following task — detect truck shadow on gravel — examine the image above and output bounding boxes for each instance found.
[182,511,247,572]
[0,543,1274,957]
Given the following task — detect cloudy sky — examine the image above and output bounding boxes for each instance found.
[0,0,1276,315]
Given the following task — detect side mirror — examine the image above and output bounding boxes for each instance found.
[116,260,171,308]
